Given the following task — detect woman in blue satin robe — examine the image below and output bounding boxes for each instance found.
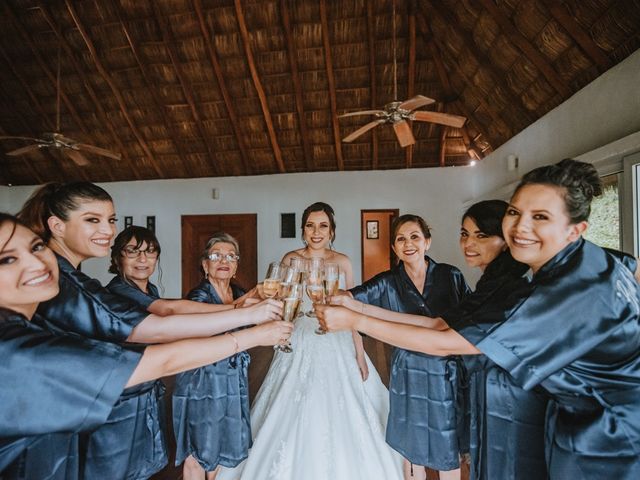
[0,213,291,480]
[173,233,251,480]
[319,159,640,479]
[450,201,549,480]
[350,214,469,479]
[15,183,284,480]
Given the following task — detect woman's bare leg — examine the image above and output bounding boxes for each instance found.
[439,468,461,480]
[403,459,427,480]
[182,455,205,480]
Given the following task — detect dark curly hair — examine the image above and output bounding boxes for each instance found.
[514,159,602,224]
[109,226,161,275]
[462,200,508,239]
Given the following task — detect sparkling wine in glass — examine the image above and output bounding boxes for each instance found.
[323,263,340,299]
[263,262,284,298]
[276,283,303,353]
[305,258,325,319]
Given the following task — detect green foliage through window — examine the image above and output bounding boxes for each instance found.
[584,182,620,249]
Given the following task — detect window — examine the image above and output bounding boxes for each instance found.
[584,174,620,249]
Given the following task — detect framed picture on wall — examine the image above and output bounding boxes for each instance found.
[366,220,379,239]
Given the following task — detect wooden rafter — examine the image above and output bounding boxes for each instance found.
[419,10,502,149]
[478,0,571,98]
[439,126,447,167]
[279,0,313,171]
[319,0,344,171]
[420,2,535,126]
[541,0,611,72]
[366,1,378,170]
[405,1,416,168]
[3,3,92,139]
[151,2,222,176]
[234,0,286,174]
[38,3,128,182]
[111,0,193,178]
[460,127,481,161]
[64,0,164,178]
[193,0,251,175]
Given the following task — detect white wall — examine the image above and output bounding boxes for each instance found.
[0,167,479,296]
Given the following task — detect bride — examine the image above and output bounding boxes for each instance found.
[218,202,403,479]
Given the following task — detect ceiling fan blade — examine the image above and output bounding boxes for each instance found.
[51,133,76,144]
[411,111,467,128]
[393,120,416,148]
[6,144,43,156]
[76,143,121,160]
[342,119,386,143]
[0,136,43,142]
[339,110,385,118]
[64,148,90,166]
[398,95,436,112]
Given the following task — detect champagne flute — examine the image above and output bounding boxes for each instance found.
[323,263,340,299]
[263,262,284,298]
[290,257,307,317]
[305,258,325,319]
[275,283,303,353]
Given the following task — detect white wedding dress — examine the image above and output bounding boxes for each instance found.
[218,275,403,480]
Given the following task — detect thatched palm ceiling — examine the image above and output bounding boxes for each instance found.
[0,0,639,185]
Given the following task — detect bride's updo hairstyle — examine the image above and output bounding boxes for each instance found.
[301,202,337,244]
[514,158,602,224]
[18,182,113,242]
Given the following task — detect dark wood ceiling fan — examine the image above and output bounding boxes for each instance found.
[0,46,121,166]
[339,0,466,148]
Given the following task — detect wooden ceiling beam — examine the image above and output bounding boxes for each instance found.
[541,0,611,72]
[234,0,286,174]
[419,2,535,126]
[439,126,447,167]
[416,8,493,155]
[151,2,222,176]
[111,0,193,178]
[2,3,92,139]
[319,0,344,171]
[477,0,571,98]
[366,1,378,170]
[194,0,251,175]
[38,2,128,182]
[406,1,416,169]
[279,0,313,171]
[460,125,481,161]
[64,0,164,178]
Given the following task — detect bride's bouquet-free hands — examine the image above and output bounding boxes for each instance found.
[250,320,294,347]
[242,298,284,325]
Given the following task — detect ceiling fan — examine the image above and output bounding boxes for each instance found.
[0,47,121,166]
[339,0,466,148]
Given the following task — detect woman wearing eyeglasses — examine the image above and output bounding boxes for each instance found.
[174,233,250,480]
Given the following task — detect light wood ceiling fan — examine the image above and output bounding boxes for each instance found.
[340,0,466,148]
[0,48,121,166]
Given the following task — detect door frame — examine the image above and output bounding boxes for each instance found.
[360,209,399,282]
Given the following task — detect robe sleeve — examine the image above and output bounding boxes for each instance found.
[0,321,142,437]
[475,251,638,390]
[36,271,149,342]
[106,276,158,310]
[349,272,389,305]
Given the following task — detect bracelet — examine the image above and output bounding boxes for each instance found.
[226,332,239,354]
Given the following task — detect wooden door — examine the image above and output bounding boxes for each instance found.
[181,214,257,296]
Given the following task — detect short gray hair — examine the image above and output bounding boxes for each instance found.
[201,232,240,261]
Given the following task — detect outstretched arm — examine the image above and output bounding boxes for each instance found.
[330,293,449,330]
[127,299,283,344]
[316,304,480,356]
[127,320,292,386]
[147,298,233,316]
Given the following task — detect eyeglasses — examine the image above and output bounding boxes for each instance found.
[207,253,240,263]
[122,247,159,259]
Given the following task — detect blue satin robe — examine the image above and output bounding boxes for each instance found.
[99,276,168,479]
[172,281,251,471]
[32,254,159,480]
[464,239,640,479]
[0,311,141,479]
[444,251,549,480]
[350,257,469,470]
